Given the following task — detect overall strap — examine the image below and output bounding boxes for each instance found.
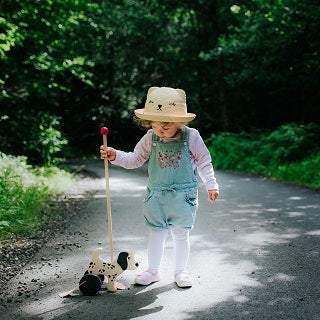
[181,126,190,142]
[152,130,160,142]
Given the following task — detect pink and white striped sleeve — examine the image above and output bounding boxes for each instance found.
[189,128,219,191]
[110,130,152,169]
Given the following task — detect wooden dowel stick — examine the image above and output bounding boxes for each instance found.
[102,134,114,261]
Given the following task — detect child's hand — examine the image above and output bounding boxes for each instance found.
[208,190,219,204]
[100,145,116,161]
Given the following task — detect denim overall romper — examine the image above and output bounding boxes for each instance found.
[143,126,198,230]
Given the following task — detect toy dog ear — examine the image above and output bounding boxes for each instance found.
[117,252,129,270]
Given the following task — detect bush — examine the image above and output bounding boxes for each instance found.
[0,152,73,239]
[257,123,320,166]
[29,113,68,165]
[273,153,320,190]
[206,123,320,189]
[0,112,68,165]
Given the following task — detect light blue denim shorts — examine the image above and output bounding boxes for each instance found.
[142,187,198,230]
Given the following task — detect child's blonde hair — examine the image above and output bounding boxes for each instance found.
[133,116,187,129]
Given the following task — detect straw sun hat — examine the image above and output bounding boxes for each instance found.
[134,87,196,122]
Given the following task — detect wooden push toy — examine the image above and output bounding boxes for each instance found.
[59,127,138,297]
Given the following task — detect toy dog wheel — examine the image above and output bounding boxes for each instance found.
[79,274,102,296]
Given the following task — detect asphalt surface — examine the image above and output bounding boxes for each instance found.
[0,160,319,320]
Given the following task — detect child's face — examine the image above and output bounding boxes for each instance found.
[151,122,180,139]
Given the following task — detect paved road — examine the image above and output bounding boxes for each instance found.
[1,160,319,320]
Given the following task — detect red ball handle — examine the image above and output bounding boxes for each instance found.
[100,127,109,135]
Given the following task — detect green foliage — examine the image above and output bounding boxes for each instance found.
[199,0,320,131]
[273,154,320,190]
[0,16,22,57]
[258,123,320,165]
[0,0,320,156]
[0,0,97,158]
[0,111,68,164]
[207,123,320,189]
[29,113,68,165]
[0,153,73,239]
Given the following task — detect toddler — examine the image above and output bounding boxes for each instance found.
[100,87,219,288]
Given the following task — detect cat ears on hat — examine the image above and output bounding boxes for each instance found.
[147,87,186,101]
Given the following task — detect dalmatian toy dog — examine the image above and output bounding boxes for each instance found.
[80,248,139,294]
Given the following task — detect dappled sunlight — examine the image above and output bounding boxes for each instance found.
[109,176,147,192]
[63,170,320,318]
[133,244,263,317]
[268,296,294,306]
[265,208,281,212]
[232,218,250,222]
[237,203,262,208]
[237,231,289,247]
[297,204,319,209]
[90,175,147,199]
[91,177,147,193]
[239,178,252,181]
[287,211,305,217]
[279,231,300,239]
[229,228,302,252]
[288,196,304,200]
[92,193,107,198]
[231,209,262,215]
[189,234,227,252]
[182,172,320,319]
[269,273,296,282]
[129,233,265,315]
[113,235,146,243]
[3,167,319,320]
[305,230,320,236]
[188,250,261,307]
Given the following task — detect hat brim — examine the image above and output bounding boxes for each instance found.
[134,109,196,122]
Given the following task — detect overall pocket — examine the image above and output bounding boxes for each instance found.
[143,190,154,202]
[185,188,198,207]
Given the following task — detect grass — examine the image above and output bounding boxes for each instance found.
[206,123,320,190]
[0,153,74,240]
[271,154,320,189]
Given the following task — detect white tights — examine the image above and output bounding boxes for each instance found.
[148,225,190,275]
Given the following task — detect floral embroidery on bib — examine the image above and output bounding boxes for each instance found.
[157,150,182,169]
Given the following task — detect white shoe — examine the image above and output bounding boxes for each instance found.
[134,270,160,286]
[175,272,193,288]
